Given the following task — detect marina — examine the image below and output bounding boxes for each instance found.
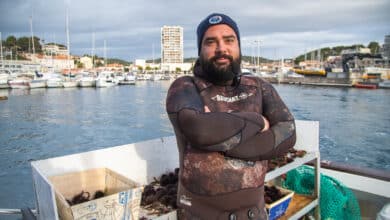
[0,81,389,219]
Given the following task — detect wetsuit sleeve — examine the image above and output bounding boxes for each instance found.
[166,77,266,151]
[225,80,296,161]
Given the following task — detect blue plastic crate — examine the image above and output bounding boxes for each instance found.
[266,186,294,220]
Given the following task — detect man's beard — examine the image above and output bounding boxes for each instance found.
[200,54,241,85]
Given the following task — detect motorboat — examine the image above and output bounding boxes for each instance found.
[0,73,12,89]
[150,73,162,81]
[62,80,78,88]
[77,72,96,87]
[46,73,64,88]
[8,76,32,89]
[95,71,117,88]
[62,75,78,88]
[353,82,378,89]
[119,72,136,85]
[292,68,327,76]
[28,71,47,89]
[379,80,390,89]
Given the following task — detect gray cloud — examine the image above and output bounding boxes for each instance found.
[1,0,389,61]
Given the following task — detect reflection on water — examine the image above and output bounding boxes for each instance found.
[0,82,389,210]
[276,85,390,170]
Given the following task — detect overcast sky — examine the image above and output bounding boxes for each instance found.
[1,0,389,61]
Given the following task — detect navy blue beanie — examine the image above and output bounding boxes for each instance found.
[197,13,241,55]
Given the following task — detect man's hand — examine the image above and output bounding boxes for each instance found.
[261,116,269,132]
[204,105,211,112]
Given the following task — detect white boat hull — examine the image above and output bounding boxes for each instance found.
[0,82,10,89]
[119,80,136,85]
[62,81,78,88]
[46,82,63,88]
[9,80,30,89]
[78,80,95,87]
[28,80,47,89]
[95,79,116,87]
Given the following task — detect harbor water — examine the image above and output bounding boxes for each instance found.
[0,81,389,211]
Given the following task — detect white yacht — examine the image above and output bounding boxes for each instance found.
[150,72,162,81]
[119,72,136,85]
[0,73,12,89]
[46,73,64,88]
[28,71,47,89]
[95,71,117,88]
[8,77,31,89]
[8,72,34,89]
[62,73,78,88]
[77,72,96,87]
[62,80,78,88]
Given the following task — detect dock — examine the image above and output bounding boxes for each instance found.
[263,76,353,88]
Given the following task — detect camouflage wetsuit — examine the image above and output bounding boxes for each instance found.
[166,61,296,219]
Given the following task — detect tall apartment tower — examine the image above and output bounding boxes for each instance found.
[382,35,390,60]
[161,26,183,64]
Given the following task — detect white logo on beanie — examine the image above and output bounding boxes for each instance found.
[209,15,222,24]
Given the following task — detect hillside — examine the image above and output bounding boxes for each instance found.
[294,42,381,64]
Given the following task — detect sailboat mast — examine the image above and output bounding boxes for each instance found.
[92,32,95,70]
[0,32,3,71]
[104,40,107,68]
[66,6,71,75]
[30,16,35,59]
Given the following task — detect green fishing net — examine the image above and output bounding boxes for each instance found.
[282,165,361,220]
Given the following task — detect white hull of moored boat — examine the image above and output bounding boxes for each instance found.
[78,80,95,87]
[28,80,47,89]
[46,81,63,88]
[62,81,78,88]
[95,79,116,87]
[8,79,31,89]
[0,81,10,89]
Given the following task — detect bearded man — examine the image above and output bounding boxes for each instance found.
[166,13,296,220]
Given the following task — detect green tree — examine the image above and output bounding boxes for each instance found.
[33,36,42,53]
[175,67,182,73]
[16,37,30,52]
[145,66,152,71]
[77,62,84,68]
[5,36,17,48]
[367,41,380,54]
[137,66,143,71]
[95,60,103,67]
[124,67,129,72]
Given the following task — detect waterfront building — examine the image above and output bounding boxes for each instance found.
[36,54,74,72]
[0,60,40,73]
[341,47,371,55]
[42,44,69,56]
[161,26,183,64]
[381,35,390,60]
[80,56,93,69]
[160,62,192,73]
[135,59,146,70]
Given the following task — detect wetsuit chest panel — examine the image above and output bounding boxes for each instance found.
[201,85,262,113]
